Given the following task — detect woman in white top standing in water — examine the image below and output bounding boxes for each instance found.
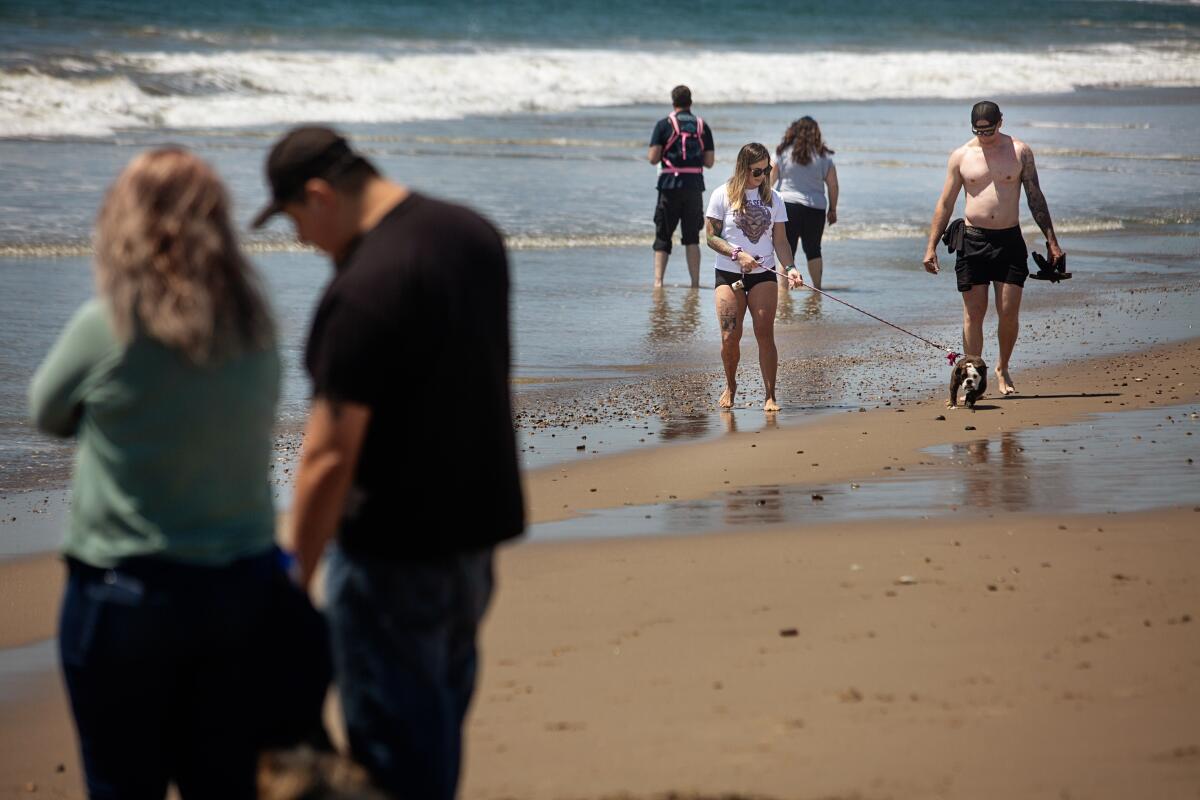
[771,116,838,289]
[705,142,801,411]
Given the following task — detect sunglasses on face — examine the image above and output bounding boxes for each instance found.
[749,165,771,178]
[972,124,998,137]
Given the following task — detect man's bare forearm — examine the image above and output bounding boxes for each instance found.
[1026,186,1057,243]
[291,448,353,586]
[1021,149,1059,244]
[926,203,953,254]
[289,397,370,588]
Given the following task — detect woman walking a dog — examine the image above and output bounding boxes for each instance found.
[30,148,329,799]
[705,142,802,411]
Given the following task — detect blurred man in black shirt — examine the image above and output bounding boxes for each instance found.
[253,126,524,800]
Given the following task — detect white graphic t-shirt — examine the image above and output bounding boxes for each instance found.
[705,184,788,274]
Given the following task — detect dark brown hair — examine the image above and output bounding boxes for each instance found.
[776,116,834,166]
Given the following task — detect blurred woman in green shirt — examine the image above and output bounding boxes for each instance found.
[30,148,327,799]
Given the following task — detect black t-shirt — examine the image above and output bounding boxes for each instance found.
[305,192,524,561]
[650,111,715,192]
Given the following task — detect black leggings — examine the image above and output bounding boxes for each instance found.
[783,202,826,261]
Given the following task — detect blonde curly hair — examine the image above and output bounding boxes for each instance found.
[95,147,273,364]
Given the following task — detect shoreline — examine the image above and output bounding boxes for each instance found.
[3,227,1197,497]
[522,336,1200,526]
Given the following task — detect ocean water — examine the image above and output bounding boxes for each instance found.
[1,0,1199,491]
[3,0,1200,137]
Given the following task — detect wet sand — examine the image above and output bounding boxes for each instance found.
[0,338,1197,798]
[510,278,1199,470]
[522,338,1200,526]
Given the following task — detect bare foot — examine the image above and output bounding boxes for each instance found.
[763,397,780,412]
[719,386,736,408]
[995,366,1017,395]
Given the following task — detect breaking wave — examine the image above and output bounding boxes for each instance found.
[3,42,1200,138]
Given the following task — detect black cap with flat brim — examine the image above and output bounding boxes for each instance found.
[251,126,360,228]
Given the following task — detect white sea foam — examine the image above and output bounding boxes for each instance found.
[3,213,1191,259]
[1028,121,1153,129]
[3,43,1199,138]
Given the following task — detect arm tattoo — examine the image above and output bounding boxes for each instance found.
[1020,147,1056,240]
[706,219,729,253]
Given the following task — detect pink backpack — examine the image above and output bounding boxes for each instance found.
[661,111,706,175]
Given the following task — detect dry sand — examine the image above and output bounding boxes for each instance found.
[1,339,1197,799]
[467,507,1200,800]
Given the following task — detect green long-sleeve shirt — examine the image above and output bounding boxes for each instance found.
[29,298,280,568]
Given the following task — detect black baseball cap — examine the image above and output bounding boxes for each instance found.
[251,126,362,228]
[971,100,1002,126]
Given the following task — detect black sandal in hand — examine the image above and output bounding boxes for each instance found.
[1030,250,1071,282]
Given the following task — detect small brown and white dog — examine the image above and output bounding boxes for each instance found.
[947,355,988,410]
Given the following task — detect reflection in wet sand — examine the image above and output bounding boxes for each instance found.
[775,286,796,323]
[722,485,786,527]
[659,413,711,442]
[530,405,1200,542]
[647,287,702,343]
[803,291,823,321]
[717,409,780,437]
[950,431,1070,511]
[956,432,1030,510]
[776,287,823,323]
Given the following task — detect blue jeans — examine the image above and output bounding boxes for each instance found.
[325,544,494,800]
[59,551,331,800]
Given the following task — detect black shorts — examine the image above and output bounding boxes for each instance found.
[783,202,826,261]
[715,268,776,293]
[954,225,1029,292]
[653,188,704,253]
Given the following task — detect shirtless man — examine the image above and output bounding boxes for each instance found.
[923,100,1065,395]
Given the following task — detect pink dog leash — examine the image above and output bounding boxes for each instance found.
[732,265,961,365]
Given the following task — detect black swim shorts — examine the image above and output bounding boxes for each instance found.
[954,225,1029,292]
[715,268,776,293]
[653,188,704,253]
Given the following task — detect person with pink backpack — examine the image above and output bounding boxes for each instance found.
[647,85,715,288]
